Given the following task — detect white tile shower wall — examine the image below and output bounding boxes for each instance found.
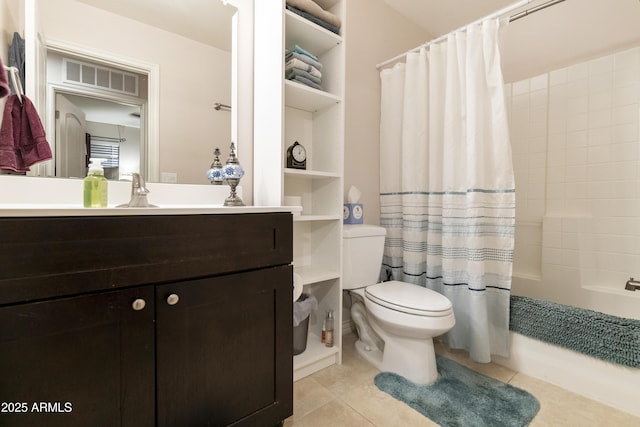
[510,46,640,311]
[508,73,548,279]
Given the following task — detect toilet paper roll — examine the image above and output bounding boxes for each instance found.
[293,272,303,302]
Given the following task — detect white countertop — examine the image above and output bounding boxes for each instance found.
[0,175,300,217]
[0,204,299,217]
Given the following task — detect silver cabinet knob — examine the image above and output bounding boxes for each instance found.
[132,298,146,311]
[166,294,180,306]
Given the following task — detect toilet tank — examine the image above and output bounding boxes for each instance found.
[342,224,387,289]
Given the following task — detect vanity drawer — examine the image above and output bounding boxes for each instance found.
[0,213,293,305]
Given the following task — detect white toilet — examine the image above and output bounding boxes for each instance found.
[343,224,455,384]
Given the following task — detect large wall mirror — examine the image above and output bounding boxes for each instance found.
[5,0,248,185]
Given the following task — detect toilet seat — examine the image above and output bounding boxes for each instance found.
[365,281,453,317]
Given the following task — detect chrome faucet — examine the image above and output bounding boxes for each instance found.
[117,173,157,208]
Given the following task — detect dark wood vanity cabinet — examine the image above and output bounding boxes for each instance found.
[0,213,293,427]
[0,286,155,427]
[156,267,292,426]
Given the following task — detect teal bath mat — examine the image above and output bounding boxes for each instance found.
[510,296,640,368]
[374,355,539,427]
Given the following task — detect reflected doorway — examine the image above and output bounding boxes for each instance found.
[54,92,143,180]
[47,48,149,180]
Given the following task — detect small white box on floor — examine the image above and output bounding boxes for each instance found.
[343,203,363,224]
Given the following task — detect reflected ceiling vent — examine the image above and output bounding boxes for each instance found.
[63,58,138,96]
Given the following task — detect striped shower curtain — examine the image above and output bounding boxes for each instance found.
[379,18,515,362]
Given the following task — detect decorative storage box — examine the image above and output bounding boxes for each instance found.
[343,203,363,224]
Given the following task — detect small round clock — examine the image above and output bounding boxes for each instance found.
[286,141,307,169]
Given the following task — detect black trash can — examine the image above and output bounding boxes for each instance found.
[293,293,317,355]
[293,316,310,355]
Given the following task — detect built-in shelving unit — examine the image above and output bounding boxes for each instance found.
[253,0,345,381]
[285,80,341,112]
[285,2,345,380]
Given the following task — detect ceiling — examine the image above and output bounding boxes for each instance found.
[383,0,515,38]
[73,0,640,80]
[382,0,640,81]
[383,0,640,39]
[63,94,141,128]
[72,0,640,67]
[68,0,640,123]
[76,0,514,50]
[75,0,236,51]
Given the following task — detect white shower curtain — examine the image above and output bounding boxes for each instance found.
[379,18,515,362]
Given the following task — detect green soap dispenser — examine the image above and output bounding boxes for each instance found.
[84,158,108,208]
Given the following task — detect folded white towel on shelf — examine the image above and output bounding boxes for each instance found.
[311,0,336,11]
[285,58,322,79]
[288,74,322,91]
[286,68,322,86]
[288,44,318,61]
[285,50,323,71]
[286,0,341,28]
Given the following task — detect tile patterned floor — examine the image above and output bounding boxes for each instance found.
[285,334,640,426]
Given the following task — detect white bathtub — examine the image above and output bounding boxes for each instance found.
[494,331,640,418]
[504,275,640,418]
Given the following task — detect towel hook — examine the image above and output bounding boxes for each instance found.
[3,65,23,104]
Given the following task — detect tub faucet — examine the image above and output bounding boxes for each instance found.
[625,277,639,292]
[117,173,157,208]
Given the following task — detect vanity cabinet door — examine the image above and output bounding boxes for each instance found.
[156,266,293,427]
[0,286,155,427]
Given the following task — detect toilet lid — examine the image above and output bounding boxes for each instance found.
[365,281,453,317]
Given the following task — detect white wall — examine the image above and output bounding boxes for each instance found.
[0,0,20,120]
[229,0,254,205]
[1,0,20,59]
[508,46,640,319]
[344,0,431,226]
[37,0,232,186]
[341,0,430,328]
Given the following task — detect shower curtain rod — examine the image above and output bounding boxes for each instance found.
[376,0,566,70]
[90,135,126,143]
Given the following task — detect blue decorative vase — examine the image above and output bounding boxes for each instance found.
[206,148,224,185]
